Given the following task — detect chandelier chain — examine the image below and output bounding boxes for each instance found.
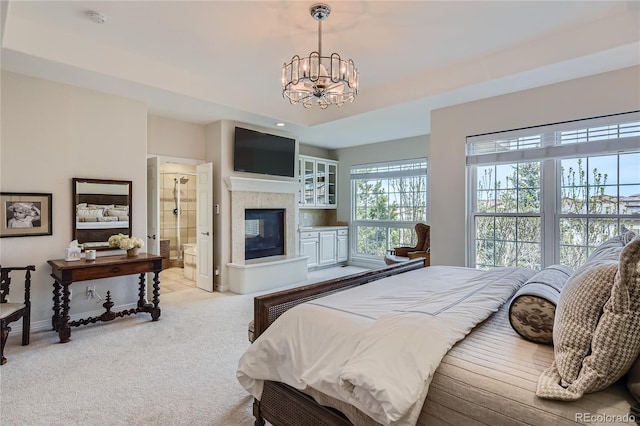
[318,19,322,57]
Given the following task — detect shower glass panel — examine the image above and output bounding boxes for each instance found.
[159,170,197,265]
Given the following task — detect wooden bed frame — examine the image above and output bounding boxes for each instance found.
[251,259,425,426]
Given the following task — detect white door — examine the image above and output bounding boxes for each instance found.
[337,233,348,262]
[318,231,337,265]
[196,162,214,292]
[146,157,160,255]
[300,237,319,268]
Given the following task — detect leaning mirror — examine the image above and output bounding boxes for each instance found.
[72,178,132,249]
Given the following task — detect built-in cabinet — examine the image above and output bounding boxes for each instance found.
[300,231,320,269]
[299,227,348,268]
[337,229,348,262]
[299,155,338,208]
[318,231,337,266]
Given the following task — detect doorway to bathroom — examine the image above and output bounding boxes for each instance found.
[148,156,214,293]
[160,164,198,286]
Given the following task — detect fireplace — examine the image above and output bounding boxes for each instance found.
[245,208,285,260]
[225,176,308,294]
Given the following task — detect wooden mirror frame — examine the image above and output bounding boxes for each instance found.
[72,178,132,249]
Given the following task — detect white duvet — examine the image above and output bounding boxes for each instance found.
[236,265,535,426]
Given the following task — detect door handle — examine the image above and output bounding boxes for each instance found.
[201,232,210,236]
[148,235,156,239]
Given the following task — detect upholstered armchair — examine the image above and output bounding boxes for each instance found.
[0,265,35,365]
[384,223,430,266]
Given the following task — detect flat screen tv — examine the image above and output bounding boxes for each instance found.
[233,127,296,178]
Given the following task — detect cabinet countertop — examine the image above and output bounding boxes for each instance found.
[299,226,348,232]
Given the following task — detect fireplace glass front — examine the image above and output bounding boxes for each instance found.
[244,209,285,260]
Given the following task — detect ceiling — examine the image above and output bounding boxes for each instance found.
[1,1,638,149]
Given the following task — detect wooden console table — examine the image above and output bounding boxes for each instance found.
[48,253,162,343]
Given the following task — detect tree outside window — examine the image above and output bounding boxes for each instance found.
[351,159,427,261]
[469,116,640,270]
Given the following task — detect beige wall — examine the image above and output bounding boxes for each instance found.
[147,115,206,160]
[430,65,640,267]
[335,135,431,225]
[299,143,334,160]
[0,71,148,329]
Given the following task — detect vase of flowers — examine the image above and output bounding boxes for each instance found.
[108,233,144,257]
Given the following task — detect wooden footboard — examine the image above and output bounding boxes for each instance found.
[254,382,353,426]
[252,259,425,426]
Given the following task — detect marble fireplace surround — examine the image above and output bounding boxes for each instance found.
[224,176,308,294]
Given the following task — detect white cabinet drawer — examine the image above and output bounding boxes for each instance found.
[300,231,319,240]
[337,229,348,236]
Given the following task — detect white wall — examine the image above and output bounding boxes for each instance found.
[0,71,148,330]
[430,65,640,267]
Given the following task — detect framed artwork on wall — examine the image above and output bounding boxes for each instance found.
[0,192,53,238]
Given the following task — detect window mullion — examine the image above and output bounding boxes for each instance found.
[543,158,557,267]
[467,167,477,267]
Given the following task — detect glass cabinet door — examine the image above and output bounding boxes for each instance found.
[299,156,338,208]
[303,158,315,205]
[316,161,326,205]
[327,162,337,206]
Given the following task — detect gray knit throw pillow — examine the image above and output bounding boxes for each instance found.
[537,235,640,400]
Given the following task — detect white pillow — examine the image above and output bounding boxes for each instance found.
[78,217,98,222]
[77,208,103,219]
[97,216,118,222]
[106,208,129,218]
[87,204,114,210]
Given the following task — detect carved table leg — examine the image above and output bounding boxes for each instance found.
[150,271,161,320]
[58,283,72,343]
[137,272,147,309]
[51,279,61,331]
[1,323,10,365]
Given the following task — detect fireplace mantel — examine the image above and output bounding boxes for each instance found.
[225,174,307,293]
[224,176,299,194]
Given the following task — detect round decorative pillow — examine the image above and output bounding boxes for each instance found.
[508,265,572,345]
[509,293,557,344]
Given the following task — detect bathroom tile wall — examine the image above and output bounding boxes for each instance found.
[160,163,197,262]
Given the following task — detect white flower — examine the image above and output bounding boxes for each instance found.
[108,234,144,250]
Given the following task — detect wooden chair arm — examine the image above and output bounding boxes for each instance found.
[393,247,415,257]
[407,251,430,266]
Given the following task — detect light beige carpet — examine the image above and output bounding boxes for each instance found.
[0,266,367,426]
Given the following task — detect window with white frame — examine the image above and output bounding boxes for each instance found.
[351,159,427,261]
[467,111,640,270]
